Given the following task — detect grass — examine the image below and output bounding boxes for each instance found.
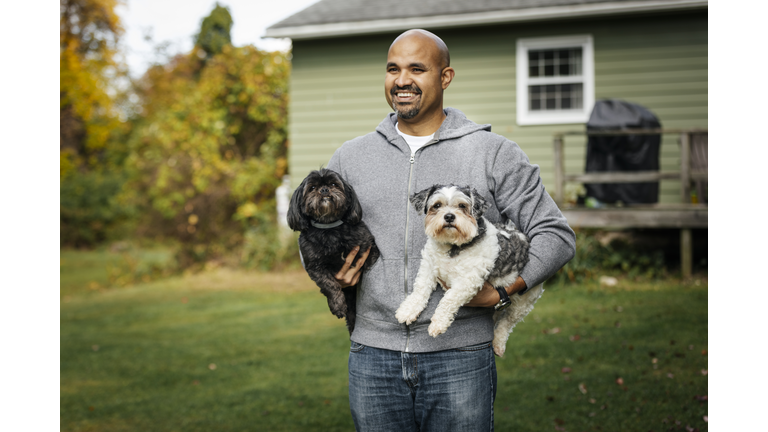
[61,249,708,431]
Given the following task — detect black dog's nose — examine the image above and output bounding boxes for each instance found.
[320,186,330,195]
[444,213,455,223]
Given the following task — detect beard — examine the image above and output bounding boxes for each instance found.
[390,85,421,119]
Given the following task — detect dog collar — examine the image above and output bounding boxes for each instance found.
[310,220,344,229]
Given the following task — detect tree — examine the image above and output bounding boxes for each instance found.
[125,5,290,266]
[194,3,233,58]
[60,0,134,247]
[60,0,126,175]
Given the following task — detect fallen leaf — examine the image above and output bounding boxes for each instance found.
[693,395,707,402]
[667,373,674,379]
[550,327,561,334]
[701,349,707,356]
[703,415,708,422]
[578,383,588,394]
[600,404,607,410]
[91,345,99,352]
[569,335,581,341]
[208,363,217,370]
[616,377,624,385]
[561,367,572,373]
[589,398,596,404]
[652,358,658,364]
[701,369,708,375]
[88,406,95,411]
[324,400,331,405]
[688,344,694,350]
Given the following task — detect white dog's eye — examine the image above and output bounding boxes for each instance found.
[433,203,441,209]
[459,204,467,209]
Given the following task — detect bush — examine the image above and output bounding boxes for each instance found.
[60,171,135,247]
[549,229,667,284]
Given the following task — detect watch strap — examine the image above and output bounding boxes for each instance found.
[494,286,512,311]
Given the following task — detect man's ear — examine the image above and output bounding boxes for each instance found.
[469,188,491,219]
[410,185,439,214]
[441,67,455,90]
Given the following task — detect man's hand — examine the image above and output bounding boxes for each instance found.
[439,276,528,307]
[335,246,372,288]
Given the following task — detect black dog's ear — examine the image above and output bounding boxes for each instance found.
[410,185,439,214]
[469,187,491,219]
[341,177,363,224]
[287,175,310,231]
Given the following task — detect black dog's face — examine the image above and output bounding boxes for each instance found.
[301,171,347,223]
[287,169,363,231]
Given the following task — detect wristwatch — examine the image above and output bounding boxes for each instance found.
[494,286,512,311]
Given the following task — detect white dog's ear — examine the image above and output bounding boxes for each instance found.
[411,185,439,214]
[469,188,491,218]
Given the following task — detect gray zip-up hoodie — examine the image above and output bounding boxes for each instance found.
[327,107,575,353]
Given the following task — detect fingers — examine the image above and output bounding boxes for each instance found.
[336,246,360,278]
[335,247,371,288]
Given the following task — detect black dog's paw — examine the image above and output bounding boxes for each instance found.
[327,294,347,318]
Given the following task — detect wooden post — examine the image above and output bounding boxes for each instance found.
[680,132,691,203]
[681,228,692,279]
[554,135,564,206]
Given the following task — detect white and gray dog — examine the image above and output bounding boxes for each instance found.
[395,184,544,356]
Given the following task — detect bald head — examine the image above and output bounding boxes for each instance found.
[389,29,450,69]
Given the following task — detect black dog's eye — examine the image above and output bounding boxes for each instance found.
[310,186,316,190]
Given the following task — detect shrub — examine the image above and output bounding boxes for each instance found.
[60,171,135,247]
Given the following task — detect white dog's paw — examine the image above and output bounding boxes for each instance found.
[428,320,448,337]
[395,304,421,325]
[493,343,506,357]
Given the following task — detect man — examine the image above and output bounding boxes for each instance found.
[326,29,575,431]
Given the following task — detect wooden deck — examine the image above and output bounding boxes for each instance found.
[553,129,708,278]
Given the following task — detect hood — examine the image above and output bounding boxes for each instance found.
[375,107,492,150]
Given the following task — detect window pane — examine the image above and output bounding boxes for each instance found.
[528,83,583,111]
[528,47,583,77]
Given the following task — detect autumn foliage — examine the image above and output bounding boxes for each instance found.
[61,2,294,268]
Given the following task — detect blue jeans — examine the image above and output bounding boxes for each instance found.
[348,341,497,432]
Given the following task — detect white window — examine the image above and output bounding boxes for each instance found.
[516,35,594,125]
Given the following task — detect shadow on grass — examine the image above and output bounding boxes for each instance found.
[61,250,707,431]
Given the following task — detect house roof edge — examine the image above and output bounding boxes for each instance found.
[264,0,707,40]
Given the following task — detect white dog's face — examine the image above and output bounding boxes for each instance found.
[421,186,479,245]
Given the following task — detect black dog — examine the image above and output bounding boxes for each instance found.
[287,169,380,334]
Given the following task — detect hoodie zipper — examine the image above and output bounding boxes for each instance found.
[403,154,415,352]
[402,139,438,353]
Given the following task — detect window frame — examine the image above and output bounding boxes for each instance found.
[516,35,595,126]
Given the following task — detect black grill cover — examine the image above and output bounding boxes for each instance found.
[585,99,661,204]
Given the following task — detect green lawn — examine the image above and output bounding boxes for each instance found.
[61,250,707,431]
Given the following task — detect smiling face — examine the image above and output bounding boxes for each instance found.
[385,30,454,134]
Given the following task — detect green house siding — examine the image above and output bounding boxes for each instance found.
[288,11,707,203]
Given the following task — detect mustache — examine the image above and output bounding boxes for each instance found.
[390,85,421,96]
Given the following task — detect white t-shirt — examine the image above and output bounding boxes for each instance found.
[396,122,435,156]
